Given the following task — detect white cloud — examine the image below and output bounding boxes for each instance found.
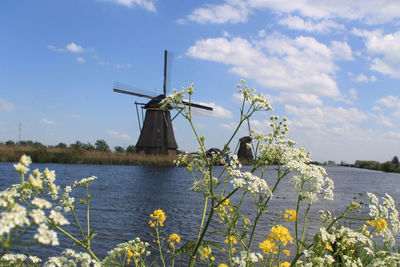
[186,0,400,25]
[198,102,233,118]
[40,118,56,125]
[353,29,400,77]
[66,42,83,53]
[187,33,352,98]
[353,73,377,83]
[219,122,237,131]
[120,134,131,140]
[186,0,250,24]
[278,16,345,33]
[71,114,80,118]
[108,130,118,135]
[375,115,395,127]
[48,42,84,53]
[285,105,368,126]
[376,95,400,108]
[107,0,156,12]
[76,57,86,63]
[108,130,131,140]
[0,98,15,112]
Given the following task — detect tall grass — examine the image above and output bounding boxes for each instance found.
[0,146,178,167]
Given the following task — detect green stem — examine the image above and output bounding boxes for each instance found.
[189,208,215,267]
[86,186,91,248]
[299,203,311,252]
[72,208,85,240]
[156,225,166,267]
[295,196,301,254]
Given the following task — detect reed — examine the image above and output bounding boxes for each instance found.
[0,146,179,167]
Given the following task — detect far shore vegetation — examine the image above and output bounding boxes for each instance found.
[0,140,399,173]
[0,139,179,167]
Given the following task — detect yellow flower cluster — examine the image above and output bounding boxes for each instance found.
[259,239,278,255]
[259,225,293,256]
[284,209,297,223]
[168,233,181,248]
[367,217,388,236]
[218,264,228,267]
[279,262,290,267]
[224,236,238,245]
[201,246,212,260]
[148,209,166,227]
[269,225,293,246]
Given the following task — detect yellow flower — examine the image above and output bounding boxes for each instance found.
[326,242,333,252]
[259,239,278,255]
[201,246,212,260]
[269,225,293,246]
[282,249,290,256]
[149,209,166,227]
[280,262,290,267]
[284,209,297,222]
[168,233,181,248]
[211,256,215,261]
[367,217,388,236]
[126,249,133,264]
[219,264,228,267]
[224,236,238,245]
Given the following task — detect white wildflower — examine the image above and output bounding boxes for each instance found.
[14,163,29,174]
[43,168,56,183]
[30,209,46,224]
[34,223,59,246]
[49,210,69,225]
[32,198,52,209]
[73,176,97,187]
[29,256,41,263]
[19,155,32,166]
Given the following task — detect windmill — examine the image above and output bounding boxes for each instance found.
[113,50,213,155]
[236,118,254,162]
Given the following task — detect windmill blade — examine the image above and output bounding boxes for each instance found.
[181,100,213,111]
[113,81,156,99]
[163,50,174,97]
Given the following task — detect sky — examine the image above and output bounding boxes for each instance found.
[0,0,399,163]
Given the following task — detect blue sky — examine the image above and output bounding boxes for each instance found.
[1,0,399,163]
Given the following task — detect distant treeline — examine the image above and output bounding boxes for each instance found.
[352,156,400,173]
[0,140,178,167]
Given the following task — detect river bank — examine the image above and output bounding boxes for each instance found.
[0,145,178,167]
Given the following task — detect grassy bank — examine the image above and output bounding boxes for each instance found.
[352,159,400,173]
[0,145,178,167]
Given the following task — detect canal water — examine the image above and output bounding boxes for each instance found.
[1,162,399,264]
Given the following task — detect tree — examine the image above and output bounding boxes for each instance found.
[392,156,399,165]
[56,142,67,149]
[114,146,125,153]
[5,140,16,146]
[95,139,110,152]
[126,145,136,153]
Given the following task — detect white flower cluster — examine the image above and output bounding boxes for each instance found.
[0,253,42,265]
[237,80,272,111]
[13,155,31,175]
[49,210,69,225]
[44,249,100,267]
[102,237,151,266]
[285,147,334,203]
[0,189,29,235]
[57,186,75,212]
[232,250,263,267]
[230,170,272,198]
[367,192,400,248]
[73,176,97,188]
[34,223,59,246]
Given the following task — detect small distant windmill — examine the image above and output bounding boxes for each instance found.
[236,118,253,161]
[113,50,213,155]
